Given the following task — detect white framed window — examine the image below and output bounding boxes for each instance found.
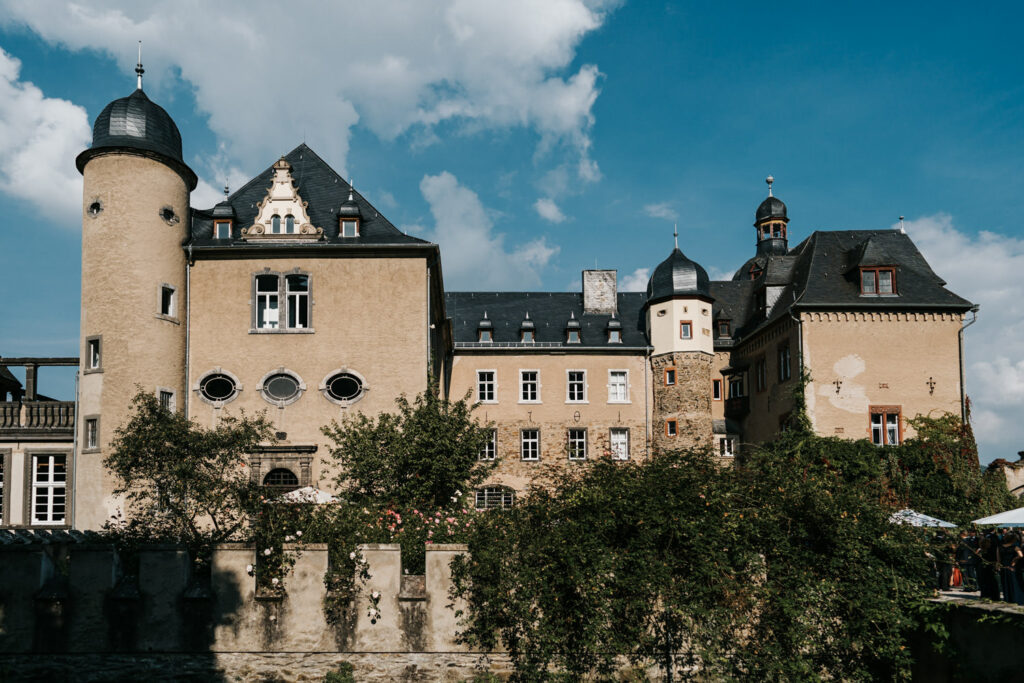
[719,437,736,457]
[608,329,622,343]
[666,420,677,437]
[608,370,629,403]
[521,329,535,343]
[680,321,693,339]
[475,486,515,509]
[566,370,587,403]
[567,329,581,343]
[567,428,587,460]
[477,370,496,403]
[85,418,98,449]
[870,407,901,446]
[340,219,359,237]
[521,429,540,461]
[713,379,722,401]
[479,429,497,461]
[32,453,67,525]
[610,428,629,460]
[728,376,744,399]
[214,220,232,239]
[285,274,310,329]
[519,370,540,403]
[86,337,101,371]
[256,274,280,329]
[665,368,676,386]
[160,284,176,317]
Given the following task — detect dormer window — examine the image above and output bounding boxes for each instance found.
[566,313,581,344]
[608,329,621,343]
[340,218,359,237]
[214,220,232,239]
[717,320,731,337]
[860,267,896,295]
[479,329,492,342]
[478,312,494,342]
[749,264,763,280]
[271,215,281,234]
[567,330,581,343]
[522,330,534,343]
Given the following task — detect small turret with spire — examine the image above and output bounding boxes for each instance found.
[136,41,144,91]
[753,174,789,257]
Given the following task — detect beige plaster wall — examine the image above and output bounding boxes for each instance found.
[647,298,714,356]
[187,255,430,489]
[77,153,189,530]
[450,351,649,492]
[802,311,963,443]
[730,317,799,445]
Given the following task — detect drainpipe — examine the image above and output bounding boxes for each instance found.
[958,305,980,424]
[71,368,80,530]
[184,244,192,417]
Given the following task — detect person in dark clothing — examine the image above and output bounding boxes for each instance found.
[997,532,1023,604]
[977,531,1000,600]
[955,530,978,591]
[935,531,955,591]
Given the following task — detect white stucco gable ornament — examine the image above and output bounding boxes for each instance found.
[242,157,324,241]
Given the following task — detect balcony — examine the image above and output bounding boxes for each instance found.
[0,401,75,440]
[724,396,749,420]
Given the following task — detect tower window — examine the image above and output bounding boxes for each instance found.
[665,420,678,437]
[665,367,676,386]
[160,285,176,317]
[85,418,98,449]
[86,337,102,371]
[680,321,693,340]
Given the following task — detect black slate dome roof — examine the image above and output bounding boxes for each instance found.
[755,195,787,224]
[76,89,197,189]
[646,248,711,302]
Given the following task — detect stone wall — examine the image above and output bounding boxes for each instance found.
[650,351,713,453]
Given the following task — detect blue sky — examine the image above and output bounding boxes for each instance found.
[0,1,1021,463]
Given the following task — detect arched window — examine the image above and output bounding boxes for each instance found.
[271,215,281,233]
[263,468,300,493]
[285,215,295,233]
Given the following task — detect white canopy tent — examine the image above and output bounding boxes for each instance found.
[889,508,956,528]
[972,506,1024,527]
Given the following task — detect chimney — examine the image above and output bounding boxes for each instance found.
[582,270,617,316]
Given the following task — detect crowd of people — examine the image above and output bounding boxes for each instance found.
[933,528,1024,604]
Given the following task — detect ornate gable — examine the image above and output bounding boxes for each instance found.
[241,157,324,241]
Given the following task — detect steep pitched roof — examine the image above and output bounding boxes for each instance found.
[190,144,429,248]
[446,292,648,349]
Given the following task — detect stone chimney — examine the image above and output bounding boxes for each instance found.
[582,270,617,316]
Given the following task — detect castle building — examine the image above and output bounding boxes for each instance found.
[0,73,975,530]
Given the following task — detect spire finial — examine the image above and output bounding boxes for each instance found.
[223,182,229,199]
[673,223,679,250]
[766,175,774,196]
[348,178,354,202]
[899,215,906,234]
[135,41,144,90]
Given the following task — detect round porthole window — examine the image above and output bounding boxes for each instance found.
[320,369,368,406]
[259,369,305,406]
[196,370,241,405]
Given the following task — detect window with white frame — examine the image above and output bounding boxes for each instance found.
[608,370,629,403]
[719,437,736,457]
[475,486,515,509]
[666,419,678,437]
[32,453,67,525]
[521,429,540,461]
[520,370,540,402]
[256,274,280,329]
[610,428,629,460]
[479,429,497,460]
[85,418,98,449]
[680,321,693,339]
[340,219,359,237]
[86,337,101,371]
[286,274,310,329]
[477,370,496,402]
[567,370,586,402]
[728,375,744,398]
[215,220,232,239]
[713,379,722,400]
[870,408,901,446]
[567,428,587,460]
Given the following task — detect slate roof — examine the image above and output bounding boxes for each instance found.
[446,292,648,348]
[0,365,22,388]
[190,144,430,249]
[646,248,711,302]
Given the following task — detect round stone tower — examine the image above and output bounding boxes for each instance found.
[645,236,714,454]
[74,65,197,530]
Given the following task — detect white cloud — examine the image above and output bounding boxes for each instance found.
[620,267,649,292]
[644,202,678,221]
[534,197,566,223]
[905,214,1024,461]
[416,171,558,289]
[0,0,613,185]
[0,48,89,226]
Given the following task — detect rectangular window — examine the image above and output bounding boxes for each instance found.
[521,429,540,461]
[215,220,232,239]
[479,429,497,461]
[665,368,676,386]
[479,329,492,342]
[86,337,101,370]
[665,420,677,437]
[778,344,792,382]
[713,379,722,400]
[756,357,767,392]
[680,321,693,339]
[567,370,586,402]
[608,370,629,403]
[728,376,744,398]
[717,320,731,337]
[608,329,622,343]
[477,370,496,402]
[341,219,359,237]
[85,418,98,449]
[32,454,67,525]
[475,487,514,509]
[522,330,535,342]
[878,269,894,294]
[861,267,897,295]
[567,330,581,343]
[286,274,309,329]
[719,437,735,457]
[160,285,176,317]
[568,428,587,460]
[610,428,629,460]
[870,407,902,446]
[159,390,174,411]
[256,274,280,329]
[520,370,539,402]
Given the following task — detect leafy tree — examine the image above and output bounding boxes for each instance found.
[104,390,273,545]
[322,384,494,509]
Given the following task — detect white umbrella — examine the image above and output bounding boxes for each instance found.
[889,508,956,528]
[276,486,341,504]
[972,506,1024,527]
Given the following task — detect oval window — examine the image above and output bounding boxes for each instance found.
[264,373,300,401]
[200,373,237,402]
[327,373,363,402]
